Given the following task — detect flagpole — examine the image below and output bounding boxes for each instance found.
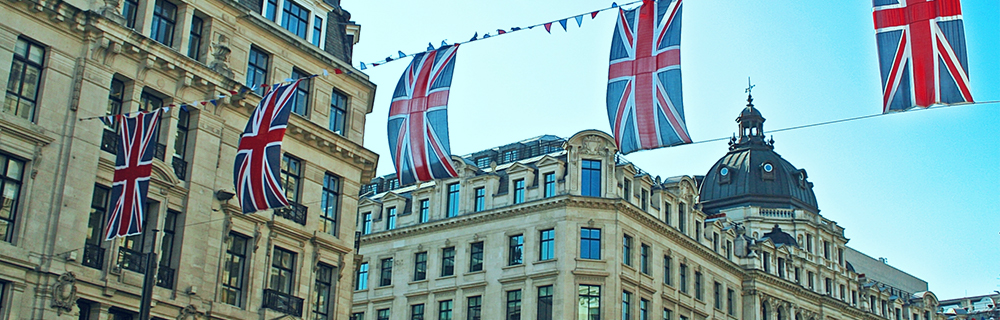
[138,229,159,320]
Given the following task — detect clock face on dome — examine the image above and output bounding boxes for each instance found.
[763,163,773,172]
[720,167,729,176]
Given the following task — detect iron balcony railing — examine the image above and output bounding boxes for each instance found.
[262,289,304,317]
[82,243,105,270]
[101,129,118,154]
[171,156,187,181]
[116,247,145,273]
[154,143,167,161]
[156,265,175,288]
[274,202,307,225]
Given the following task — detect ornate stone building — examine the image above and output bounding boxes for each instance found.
[350,99,941,320]
[0,0,376,317]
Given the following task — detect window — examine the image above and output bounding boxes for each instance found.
[713,233,719,252]
[0,154,24,242]
[438,300,452,320]
[806,234,813,253]
[355,262,368,290]
[264,0,278,20]
[172,108,190,179]
[139,91,165,146]
[5,37,44,120]
[441,247,455,276]
[151,0,177,46]
[118,201,154,272]
[640,299,650,320]
[187,15,204,60]
[329,90,348,135]
[314,263,335,320]
[280,154,302,203]
[509,234,523,265]
[84,185,110,269]
[694,271,703,300]
[467,296,482,320]
[695,222,702,242]
[726,241,733,260]
[537,285,553,320]
[280,0,310,38]
[544,172,556,197]
[379,257,393,286]
[475,157,490,168]
[269,247,296,294]
[677,204,686,234]
[823,240,831,259]
[840,284,846,300]
[539,229,554,260]
[778,257,785,278]
[385,207,397,230]
[469,242,484,272]
[221,232,249,306]
[447,183,460,217]
[411,304,424,320]
[320,174,340,236]
[413,252,427,281]
[727,288,735,315]
[622,234,632,266]
[377,309,389,320]
[109,308,136,320]
[762,252,770,273]
[794,267,801,283]
[640,244,650,274]
[581,159,601,197]
[807,271,814,289]
[679,264,688,294]
[104,78,125,132]
[663,256,672,285]
[312,16,323,46]
[156,210,181,288]
[623,291,632,320]
[351,313,364,320]
[413,199,428,223]
[663,309,672,320]
[289,68,310,116]
[502,149,518,163]
[663,202,671,225]
[713,282,722,309]
[513,179,525,204]
[122,0,139,28]
[825,278,832,294]
[838,248,844,266]
[640,189,648,211]
[580,228,601,260]
[474,187,485,212]
[579,285,600,320]
[361,212,372,235]
[247,47,269,96]
[506,290,522,320]
[623,178,631,201]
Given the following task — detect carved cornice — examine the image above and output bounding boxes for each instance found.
[285,120,378,181]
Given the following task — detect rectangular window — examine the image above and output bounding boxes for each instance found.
[385,207,397,230]
[641,189,648,211]
[695,222,702,242]
[581,160,601,197]
[362,212,372,235]
[663,202,671,225]
[150,0,177,46]
[410,304,424,320]
[171,108,190,179]
[640,244,650,274]
[104,78,125,133]
[824,240,831,259]
[314,263,334,320]
[694,271,703,300]
[762,252,771,273]
[544,172,556,197]
[513,179,525,204]
[539,229,554,261]
[187,15,204,60]
[713,282,722,309]
[623,178,631,201]
[502,149,518,163]
[509,234,523,265]
[221,232,249,306]
[280,154,302,203]
[438,300,452,320]
[579,285,600,320]
[351,313,364,320]
[122,0,139,28]
[640,299,650,320]
[808,271,814,289]
[138,91,165,146]
[156,210,180,288]
[825,278,832,294]
[679,264,688,294]
[118,201,154,272]
[677,205,686,235]
[312,16,323,46]
[354,262,368,290]
[466,296,483,320]
[727,288,735,315]
[474,187,485,212]
[838,248,844,265]
[806,234,813,253]
[469,242,484,272]
[5,37,45,120]
[320,174,340,236]
[713,233,719,252]
[280,0,310,39]
[622,234,632,266]
[377,309,389,320]
[289,68,310,116]
[840,284,846,300]
[84,185,110,269]
[247,47,269,96]
[794,267,801,283]
[441,247,455,276]
[329,90,348,135]
[0,154,25,243]
[413,252,427,281]
[379,257,393,286]
[269,247,296,294]
[726,241,733,260]
[506,290,522,320]
[777,257,785,278]
[447,183,460,217]
[537,285,553,320]
[663,256,672,285]
[663,308,672,320]
[623,291,632,320]
[264,0,277,20]
[580,227,601,260]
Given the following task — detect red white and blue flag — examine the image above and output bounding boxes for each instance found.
[388,45,460,185]
[234,80,302,214]
[104,108,164,240]
[607,0,690,154]
[873,0,972,113]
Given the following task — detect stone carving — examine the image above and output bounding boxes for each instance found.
[581,135,606,156]
[209,34,234,79]
[50,272,78,314]
[100,0,125,24]
[177,304,200,320]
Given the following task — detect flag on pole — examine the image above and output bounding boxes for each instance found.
[104,108,164,240]
[606,0,691,154]
[388,45,460,185]
[234,80,302,214]
[873,0,973,113]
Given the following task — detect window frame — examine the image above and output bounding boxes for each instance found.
[280,0,310,39]
[446,183,460,217]
[441,247,455,276]
[361,212,372,235]
[5,37,46,121]
[580,227,601,260]
[640,243,650,274]
[537,285,553,320]
[329,90,348,135]
[679,264,688,294]
[539,229,554,261]
[467,296,482,320]
[280,154,302,203]
[513,179,525,204]
[220,232,250,306]
[269,246,297,294]
[508,234,523,266]
[578,284,601,320]
[469,241,484,272]
[0,154,26,243]
[506,289,522,320]
[473,187,485,212]
[623,290,632,320]
[247,46,269,96]
[314,263,335,320]
[543,172,556,197]
[581,159,601,197]
[379,257,393,287]
[385,207,396,230]
[150,0,178,47]
[622,234,632,266]
[663,255,672,285]
[187,14,204,60]
[413,252,427,281]
[438,300,453,320]
[354,262,368,290]
[410,304,424,320]
[289,68,310,116]
[320,173,340,236]
[418,199,429,223]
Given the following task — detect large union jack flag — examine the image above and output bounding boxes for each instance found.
[104,108,163,240]
[388,45,460,185]
[234,80,302,214]
[873,0,973,113]
[607,0,690,154]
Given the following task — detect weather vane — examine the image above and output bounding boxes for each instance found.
[745,77,755,107]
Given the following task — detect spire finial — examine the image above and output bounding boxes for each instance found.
[745,77,755,107]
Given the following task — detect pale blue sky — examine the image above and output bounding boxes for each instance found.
[342,0,999,299]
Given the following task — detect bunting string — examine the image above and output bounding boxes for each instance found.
[358,1,642,70]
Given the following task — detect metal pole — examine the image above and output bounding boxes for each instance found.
[138,229,159,320]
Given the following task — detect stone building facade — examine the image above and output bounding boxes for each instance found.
[350,102,941,320]
[0,0,376,317]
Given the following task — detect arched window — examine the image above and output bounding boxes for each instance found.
[762,304,770,320]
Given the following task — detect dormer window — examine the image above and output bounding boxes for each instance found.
[261,0,326,48]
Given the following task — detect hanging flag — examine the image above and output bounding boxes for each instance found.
[104,108,165,240]
[575,15,584,27]
[470,32,479,41]
[873,0,973,113]
[233,80,303,214]
[387,45,460,185]
[558,19,568,31]
[544,23,553,33]
[592,11,599,18]
[606,0,691,154]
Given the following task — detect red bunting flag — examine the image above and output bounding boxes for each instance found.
[497,29,506,34]
[544,23,553,33]
[591,11,599,18]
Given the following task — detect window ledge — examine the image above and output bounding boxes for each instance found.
[502,264,525,270]
[534,258,556,265]
[408,279,428,285]
[465,270,485,275]
[438,275,456,280]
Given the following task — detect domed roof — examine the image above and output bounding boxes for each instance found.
[698,98,819,214]
[761,225,798,247]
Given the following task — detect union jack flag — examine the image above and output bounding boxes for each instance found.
[234,80,302,214]
[104,108,164,240]
[873,0,973,113]
[388,45,460,185]
[607,0,690,154]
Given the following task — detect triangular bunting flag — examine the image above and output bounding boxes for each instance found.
[427,42,435,51]
[334,68,344,74]
[441,40,448,47]
[470,32,478,41]
[544,23,553,33]
[385,56,394,62]
[512,27,521,31]
[612,2,618,8]
[398,51,406,58]
[359,62,367,70]
[591,11,599,18]
[497,29,506,34]
[575,15,584,27]
[484,33,491,38]
[559,19,568,31]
